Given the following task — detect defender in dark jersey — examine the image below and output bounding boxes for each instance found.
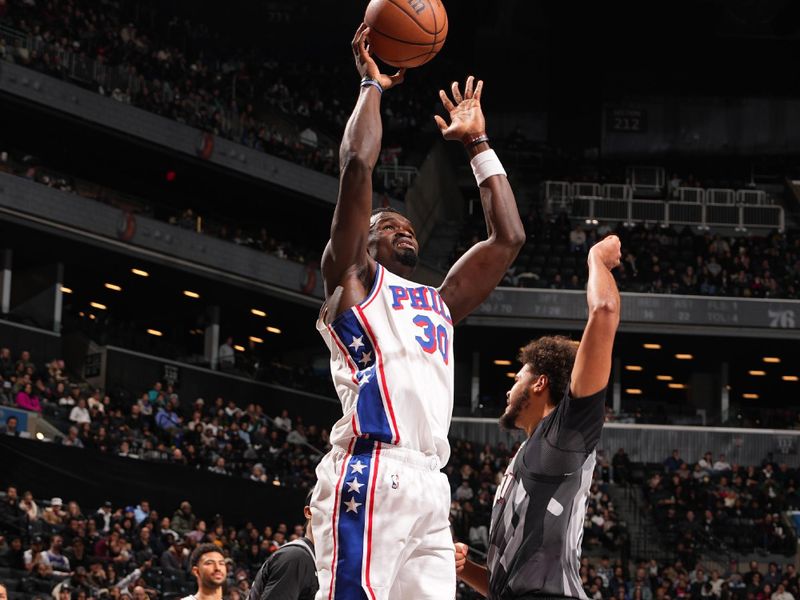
[455,234,622,600]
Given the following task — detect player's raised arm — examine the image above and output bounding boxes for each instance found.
[435,76,525,325]
[570,235,622,398]
[321,24,405,298]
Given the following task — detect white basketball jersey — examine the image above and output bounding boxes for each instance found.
[317,263,455,464]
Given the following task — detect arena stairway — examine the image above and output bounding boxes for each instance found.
[606,483,674,564]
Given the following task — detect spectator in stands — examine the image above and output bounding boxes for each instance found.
[40,534,70,575]
[69,397,91,424]
[18,489,38,521]
[713,454,731,472]
[160,534,187,573]
[0,347,14,379]
[612,448,631,484]
[219,337,235,372]
[664,449,685,472]
[0,415,23,436]
[61,425,84,448]
[171,501,196,536]
[155,400,181,432]
[570,225,587,253]
[133,500,151,525]
[273,409,291,432]
[15,382,41,412]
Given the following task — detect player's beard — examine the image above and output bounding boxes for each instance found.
[397,247,418,268]
[201,573,225,591]
[499,388,529,431]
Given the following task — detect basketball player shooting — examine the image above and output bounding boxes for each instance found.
[454,234,622,600]
[311,23,524,600]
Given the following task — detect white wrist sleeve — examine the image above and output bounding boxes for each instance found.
[470,149,507,186]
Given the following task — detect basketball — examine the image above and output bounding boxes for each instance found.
[364,0,448,69]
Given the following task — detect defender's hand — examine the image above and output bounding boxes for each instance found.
[454,542,469,575]
[352,23,406,91]
[590,235,622,270]
[434,76,486,141]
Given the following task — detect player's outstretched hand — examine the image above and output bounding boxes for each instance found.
[434,75,486,142]
[589,235,622,270]
[454,542,469,576]
[352,23,406,90]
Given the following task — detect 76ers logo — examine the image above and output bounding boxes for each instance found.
[390,285,451,364]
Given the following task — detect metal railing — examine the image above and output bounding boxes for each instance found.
[544,181,785,231]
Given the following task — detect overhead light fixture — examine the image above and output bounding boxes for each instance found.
[266,326,282,334]
[249,336,264,344]
[668,383,687,389]
[88,314,96,320]
[147,329,163,337]
[763,357,781,364]
[234,345,245,352]
[60,286,73,294]
[506,372,516,379]
[104,283,122,292]
[675,354,693,360]
[656,375,673,381]
[625,365,643,372]
[183,290,200,299]
[251,309,267,317]
[36,432,45,440]
[783,375,799,382]
[78,311,85,317]
[131,268,149,277]
[743,393,759,399]
[643,343,661,350]
[494,359,512,366]
[90,302,107,310]
[625,388,643,395]
[748,370,766,376]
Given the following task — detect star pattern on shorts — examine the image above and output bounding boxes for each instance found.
[349,335,365,352]
[350,460,367,475]
[344,497,362,514]
[346,478,364,494]
[358,351,372,367]
[359,371,371,386]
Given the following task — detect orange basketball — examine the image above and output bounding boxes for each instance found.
[364,0,448,69]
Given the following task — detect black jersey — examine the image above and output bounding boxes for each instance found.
[487,386,606,600]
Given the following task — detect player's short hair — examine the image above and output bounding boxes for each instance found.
[190,543,224,568]
[369,207,406,228]
[518,336,578,406]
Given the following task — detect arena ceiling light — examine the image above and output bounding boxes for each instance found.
[90,302,107,310]
[656,375,673,381]
[146,328,163,337]
[625,388,642,395]
[506,372,516,379]
[748,370,766,376]
[183,290,200,299]
[251,309,267,317]
[675,354,693,360]
[131,268,149,277]
[493,359,512,366]
[234,345,245,352]
[763,357,781,364]
[643,343,661,350]
[60,286,73,294]
[668,383,687,389]
[743,393,759,399]
[783,375,799,382]
[625,365,643,371]
[266,326,282,334]
[104,283,122,292]
[249,336,264,344]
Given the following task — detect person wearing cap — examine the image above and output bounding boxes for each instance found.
[23,535,45,572]
[43,497,66,526]
[54,581,73,600]
[248,491,317,600]
[181,543,227,600]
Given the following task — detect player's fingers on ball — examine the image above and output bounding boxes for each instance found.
[451,80,463,103]
[439,89,455,112]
